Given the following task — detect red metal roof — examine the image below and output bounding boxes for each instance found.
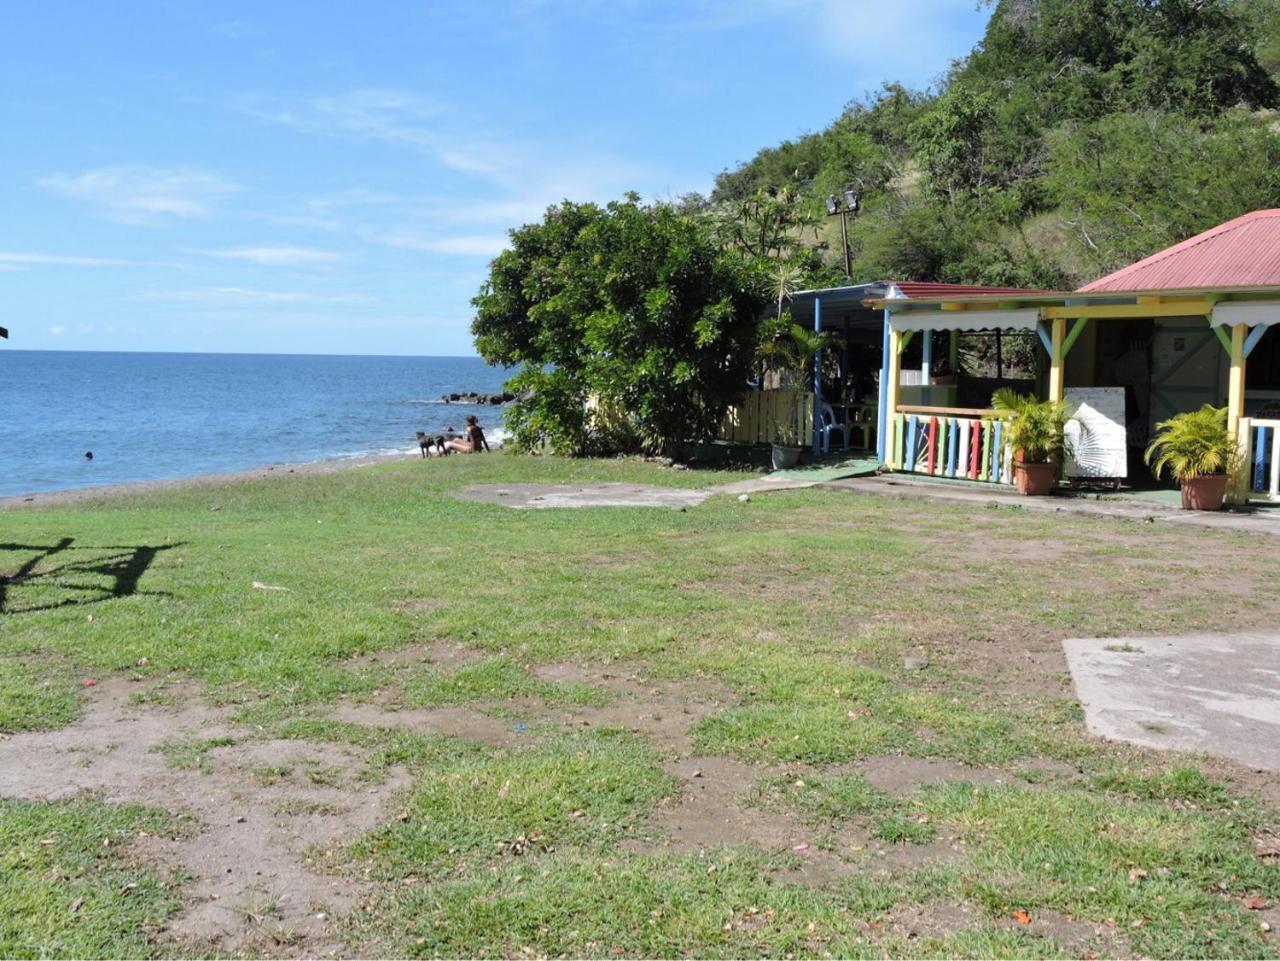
[1079,209,1280,293]
[889,281,1042,298]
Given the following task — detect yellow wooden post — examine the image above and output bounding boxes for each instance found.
[1227,323,1248,503]
[1047,317,1066,403]
[884,327,902,466]
[1227,323,1246,434]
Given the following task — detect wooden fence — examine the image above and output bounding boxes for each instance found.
[719,390,813,446]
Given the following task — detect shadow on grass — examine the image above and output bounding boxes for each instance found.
[0,538,181,614]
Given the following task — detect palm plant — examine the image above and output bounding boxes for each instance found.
[1145,404,1238,480]
[756,316,841,391]
[991,388,1075,464]
[770,262,806,323]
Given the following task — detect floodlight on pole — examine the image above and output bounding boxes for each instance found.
[825,188,862,279]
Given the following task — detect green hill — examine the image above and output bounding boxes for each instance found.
[701,0,1280,290]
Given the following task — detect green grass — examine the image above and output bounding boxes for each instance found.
[347,727,677,879]
[401,655,610,709]
[752,771,938,846]
[3,453,1280,957]
[154,734,237,772]
[0,657,78,733]
[0,797,186,958]
[918,782,1279,957]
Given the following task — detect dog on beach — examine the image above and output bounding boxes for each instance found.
[416,431,447,457]
[417,428,465,457]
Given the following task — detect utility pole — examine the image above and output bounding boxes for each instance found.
[825,189,861,279]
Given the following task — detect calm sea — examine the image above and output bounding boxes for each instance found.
[0,351,510,497]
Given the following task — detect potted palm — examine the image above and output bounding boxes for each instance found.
[1145,404,1238,511]
[991,389,1075,496]
[757,313,840,470]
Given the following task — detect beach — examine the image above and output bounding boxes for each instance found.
[1,449,433,510]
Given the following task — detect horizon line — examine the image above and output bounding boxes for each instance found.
[0,346,489,360]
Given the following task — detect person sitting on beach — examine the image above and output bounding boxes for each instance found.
[445,415,489,453]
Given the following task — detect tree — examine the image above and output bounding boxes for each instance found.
[471,197,767,456]
[1046,109,1280,276]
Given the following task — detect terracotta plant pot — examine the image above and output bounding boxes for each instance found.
[1013,460,1057,496]
[1179,473,1228,511]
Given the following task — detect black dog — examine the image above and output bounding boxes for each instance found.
[416,431,447,457]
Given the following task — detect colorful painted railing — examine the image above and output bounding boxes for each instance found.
[887,408,1011,484]
[1241,417,1280,500]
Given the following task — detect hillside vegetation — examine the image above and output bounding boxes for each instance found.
[696,0,1280,291]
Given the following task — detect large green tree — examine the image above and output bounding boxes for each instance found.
[472,197,766,456]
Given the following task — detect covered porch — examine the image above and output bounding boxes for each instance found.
[870,288,1280,501]
[718,281,1039,461]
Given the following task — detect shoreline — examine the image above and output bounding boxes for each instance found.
[0,451,419,511]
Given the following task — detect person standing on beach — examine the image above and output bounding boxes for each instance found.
[445,415,489,453]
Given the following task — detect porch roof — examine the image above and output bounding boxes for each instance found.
[786,280,1042,332]
[864,285,1280,327]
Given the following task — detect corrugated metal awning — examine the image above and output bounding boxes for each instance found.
[887,308,1042,333]
[1210,300,1280,328]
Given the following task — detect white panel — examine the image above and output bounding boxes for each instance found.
[888,308,1041,333]
[1065,387,1128,479]
[1210,300,1280,328]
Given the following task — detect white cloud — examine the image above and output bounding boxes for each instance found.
[378,232,509,257]
[671,0,979,78]
[203,245,342,266]
[136,286,370,305]
[49,325,68,336]
[0,251,130,267]
[39,165,242,222]
[237,89,509,179]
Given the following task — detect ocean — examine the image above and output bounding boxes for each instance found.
[0,350,511,497]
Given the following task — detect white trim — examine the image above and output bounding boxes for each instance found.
[1210,300,1280,328]
[888,308,1041,334]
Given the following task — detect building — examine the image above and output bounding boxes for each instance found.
[869,209,1280,500]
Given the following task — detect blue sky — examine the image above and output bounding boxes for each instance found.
[1,1,988,356]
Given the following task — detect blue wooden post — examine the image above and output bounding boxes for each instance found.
[1255,426,1269,492]
[812,297,823,458]
[877,309,890,462]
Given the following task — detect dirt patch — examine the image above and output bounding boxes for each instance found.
[452,482,710,510]
[0,677,408,958]
[329,702,530,748]
[386,597,445,615]
[345,639,482,671]
[859,756,1011,796]
[532,663,732,753]
[868,900,1128,955]
[640,756,810,853]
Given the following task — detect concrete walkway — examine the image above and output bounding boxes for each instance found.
[452,482,712,510]
[1063,633,1280,771]
[823,474,1280,537]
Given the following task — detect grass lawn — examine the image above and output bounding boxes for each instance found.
[2,454,1279,958]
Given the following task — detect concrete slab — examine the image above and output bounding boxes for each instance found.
[1062,632,1280,771]
[825,475,1280,537]
[453,482,711,510]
